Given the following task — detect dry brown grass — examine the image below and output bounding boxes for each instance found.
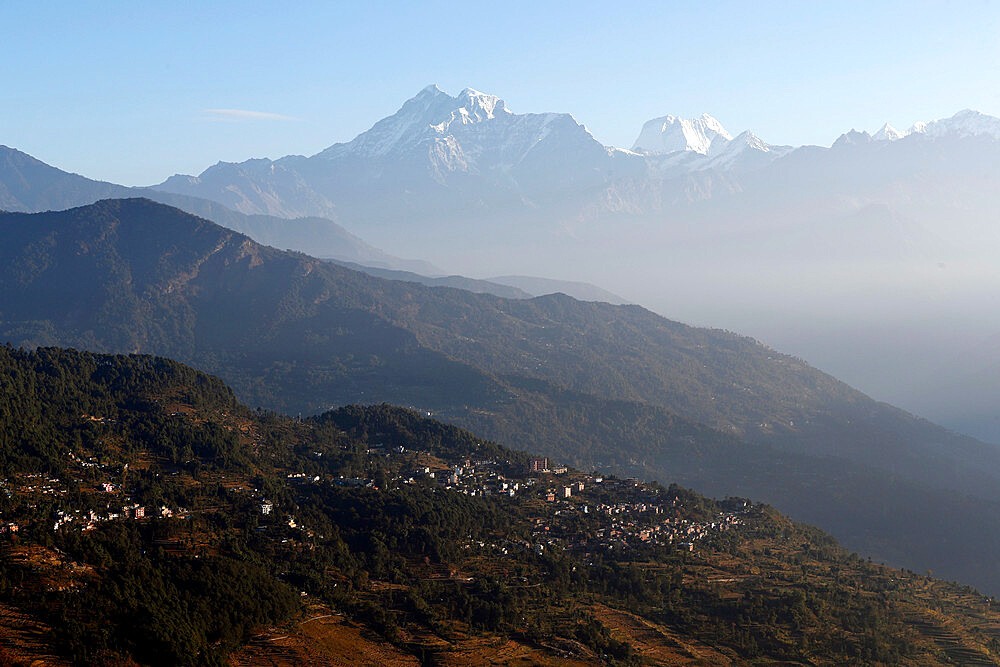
[0,602,71,667]
[232,605,419,666]
[590,603,735,666]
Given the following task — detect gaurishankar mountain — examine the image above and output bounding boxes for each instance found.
[4,198,1000,595]
[155,85,629,223]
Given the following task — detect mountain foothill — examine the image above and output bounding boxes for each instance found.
[2,197,1000,598]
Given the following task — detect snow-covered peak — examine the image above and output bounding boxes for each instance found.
[632,113,733,155]
[872,123,907,141]
[313,85,603,180]
[730,130,770,152]
[703,130,791,170]
[417,83,445,96]
[319,85,520,159]
[457,88,506,116]
[909,109,1000,139]
[437,88,510,127]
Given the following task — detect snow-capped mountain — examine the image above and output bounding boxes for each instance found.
[155,85,625,220]
[912,109,1000,139]
[872,109,1000,142]
[704,130,792,169]
[872,123,906,141]
[632,113,732,155]
[154,87,808,225]
[316,85,601,176]
[630,113,790,174]
[832,129,873,147]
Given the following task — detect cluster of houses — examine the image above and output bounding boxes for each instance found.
[346,446,753,559]
[351,448,754,559]
[509,469,752,557]
[12,428,753,563]
[396,456,537,499]
[439,462,526,498]
[51,504,187,532]
[581,511,743,552]
[12,473,66,497]
[0,462,193,535]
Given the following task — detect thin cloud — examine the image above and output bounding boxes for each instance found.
[202,108,299,121]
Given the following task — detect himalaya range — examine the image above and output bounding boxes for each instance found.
[5,83,1000,607]
[152,84,1000,226]
[3,85,1000,451]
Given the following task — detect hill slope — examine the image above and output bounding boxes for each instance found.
[0,144,432,272]
[2,346,1000,665]
[2,199,1000,593]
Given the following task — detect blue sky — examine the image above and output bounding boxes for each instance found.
[3,0,999,185]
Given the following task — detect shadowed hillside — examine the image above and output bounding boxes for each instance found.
[2,198,1000,593]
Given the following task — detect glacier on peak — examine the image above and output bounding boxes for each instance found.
[873,123,907,141]
[310,85,607,182]
[316,85,584,163]
[630,112,788,173]
[632,113,733,155]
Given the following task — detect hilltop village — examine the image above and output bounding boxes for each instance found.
[1,411,749,567]
[5,350,1000,666]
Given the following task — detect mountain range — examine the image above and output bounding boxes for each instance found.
[148,85,804,238]
[135,88,1000,447]
[4,198,1000,595]
[0,142,623,304]
[146,86,1000,256]
[0,143,435,273]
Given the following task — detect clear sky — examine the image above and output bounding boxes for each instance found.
[3,0,999,185]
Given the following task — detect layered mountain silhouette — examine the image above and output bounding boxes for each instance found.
[150,85,1000,448]
[8,87,1000,447]
[0,144,434,272]
[147,85,998,270]
[4,198,1000,593]
[0,143,626,301]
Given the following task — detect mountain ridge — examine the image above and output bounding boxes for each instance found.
[0,144,432,272]
[4,198,1000,593]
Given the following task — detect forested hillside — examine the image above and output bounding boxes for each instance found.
[2,199,1000,594]
[1,347,999,665]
